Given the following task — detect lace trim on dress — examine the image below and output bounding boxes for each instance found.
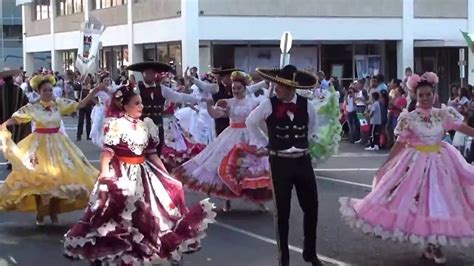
[103,117,151,155]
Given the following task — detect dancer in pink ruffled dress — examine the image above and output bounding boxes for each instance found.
[340,72,474,264]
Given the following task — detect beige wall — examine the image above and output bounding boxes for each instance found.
[54,13,84,33]
[90,5,127,26]
[133,0,181,23]
[414,0,467,18]
[24,4,51,36]
[199,0,402,17]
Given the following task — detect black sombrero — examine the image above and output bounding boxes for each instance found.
[256,65,317,89]
[0,68,22,79]
[211,65,243,75]
[126,62,172,73]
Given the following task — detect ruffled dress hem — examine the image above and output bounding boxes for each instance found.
[339,197,474,247]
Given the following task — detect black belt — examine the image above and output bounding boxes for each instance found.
[269,150,309,158]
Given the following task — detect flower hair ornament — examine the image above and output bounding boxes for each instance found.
[29,74,56,91]
[406,72,439,91]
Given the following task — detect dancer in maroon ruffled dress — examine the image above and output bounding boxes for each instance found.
[64,90,215,266]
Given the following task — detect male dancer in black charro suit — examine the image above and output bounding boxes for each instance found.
[246,65,323,266]
[127,62,207,155]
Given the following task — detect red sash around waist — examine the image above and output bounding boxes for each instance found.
[230,122,246,129]
[117,156,145,164]
[34,127,60,134]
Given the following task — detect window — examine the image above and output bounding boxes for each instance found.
[57,0,84,16]
[3,25,22,39]
[34,0,51,20]
[141,42,182,75]
[62,50,77,72]
[93,0,127,9]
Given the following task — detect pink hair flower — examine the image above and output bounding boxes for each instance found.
[406,74,421,90]
[407,72,439,90]
[421,72,439,86]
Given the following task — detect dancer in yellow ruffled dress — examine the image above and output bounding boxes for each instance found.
[0,75,101,225]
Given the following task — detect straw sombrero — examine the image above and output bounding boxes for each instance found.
[29,74,56,91]
[256,65,317,89]
[127,62,172,73]
[211,65,243,75]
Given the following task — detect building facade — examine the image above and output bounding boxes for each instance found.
[1,0,23,69]
[19,0,474,101]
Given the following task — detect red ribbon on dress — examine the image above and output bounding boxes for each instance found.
[275,102,298,119]
[34,127,60,134]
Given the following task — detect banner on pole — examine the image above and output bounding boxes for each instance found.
[75,17,105,78]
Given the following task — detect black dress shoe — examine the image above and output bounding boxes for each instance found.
[6,163,12,171]
[86,137,92,141]
[76,137,81,142]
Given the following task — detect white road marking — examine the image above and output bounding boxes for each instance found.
[332,153,387,158]
[215,222,353,266]
[316,176,372,189]
[0,159,100,166]
[315,168,378,172]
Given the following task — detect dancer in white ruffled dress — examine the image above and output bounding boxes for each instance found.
[174,71,273,211]
[89,72,119,147]
[175,72,216,145]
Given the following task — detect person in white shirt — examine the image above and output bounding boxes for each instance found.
[246,65,322,266]
[345,87,360,142]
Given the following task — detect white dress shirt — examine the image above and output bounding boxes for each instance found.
[245,94,318,153]
[135,82,202,104]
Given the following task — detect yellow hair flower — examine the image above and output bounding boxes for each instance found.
[29,75,57,91]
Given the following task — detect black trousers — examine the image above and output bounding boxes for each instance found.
[369,124,382,147]
[269,154,319,264]
[77,107,92,139]
[347,111,360,142]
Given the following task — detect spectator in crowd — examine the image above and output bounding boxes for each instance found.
[373,74,388,93]
[402,67,413,90]
[190,66,199,79]
[468,84,474,116]
[366,92,382,151]
[388,78,402,99]
[344,86,360,143]
[317,71,329,90]
[447,84,459,107]
[129,74,137,88]
[387,87,407,148]
[354,79,368,113]
[64,70,76,100]
[76,74,93,141]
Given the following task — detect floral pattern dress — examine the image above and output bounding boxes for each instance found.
[64,116,215,265]
[173,96,273,203]
[0,99,98,214]
[160,101,205,170]
[340,107,474,247]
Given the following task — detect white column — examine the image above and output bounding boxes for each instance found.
[181,0,200,71]
[126,0,136,65]
[50,0,60,72]
[84,0,90,20]
[24,53,35,76]
[21,5,30,74]
[468,0,474,85]
[397,0,414,78]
